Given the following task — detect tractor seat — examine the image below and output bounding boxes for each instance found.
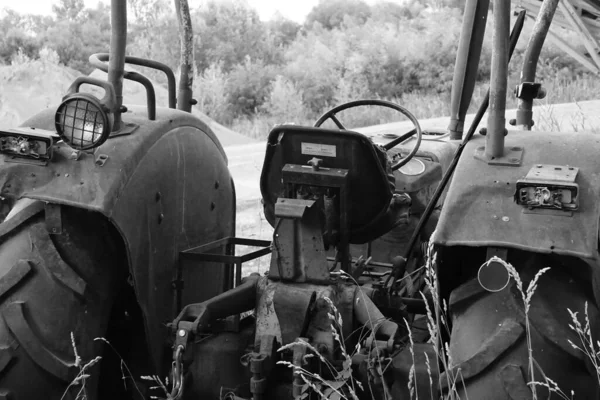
[260,125,405,244]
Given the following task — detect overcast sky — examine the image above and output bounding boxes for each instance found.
[0,0,322,23]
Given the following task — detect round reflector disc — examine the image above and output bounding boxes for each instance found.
[478,258,510,292]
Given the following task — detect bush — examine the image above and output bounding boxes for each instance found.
[226,57,276,117]
[194,0,271,73]
[194,62,231,123]
[0,28,40,65]
[38,47,61,65]
[283,28,343,114]
[263,75,307,122]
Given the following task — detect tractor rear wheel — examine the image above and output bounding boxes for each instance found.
[0,199,125,400]
[444,254,600,399]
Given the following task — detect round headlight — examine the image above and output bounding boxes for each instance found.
[55,94,112,151]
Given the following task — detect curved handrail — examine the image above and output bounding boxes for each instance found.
[89,53,179,120]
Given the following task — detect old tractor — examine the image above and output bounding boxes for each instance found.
[169,0,600,399]
[0,1,236,398]
[0,0,597,399]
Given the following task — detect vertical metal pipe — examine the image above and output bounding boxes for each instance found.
[516,0,560,130]
[107,0,127,131]
[485,0,510,159]
[175,0,194,113]
[448,0,490,140]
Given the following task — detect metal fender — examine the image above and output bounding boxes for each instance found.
[432,129,600,262]
[6,105,236,370]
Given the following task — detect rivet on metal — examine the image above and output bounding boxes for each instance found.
[178,329,186,337]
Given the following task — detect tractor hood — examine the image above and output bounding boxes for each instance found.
[433,130,600,261]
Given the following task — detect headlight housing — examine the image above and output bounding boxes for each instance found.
[55,93,112,150]
[55,77,117,151]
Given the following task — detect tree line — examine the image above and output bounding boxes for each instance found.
[0,0,589,130]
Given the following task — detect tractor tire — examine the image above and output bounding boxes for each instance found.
[443,255,600,399]
[0,199,125,400]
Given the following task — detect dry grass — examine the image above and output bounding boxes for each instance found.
[277,296,364,400]
[62,248,599,400]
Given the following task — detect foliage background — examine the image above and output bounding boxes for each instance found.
[1,0,597,137]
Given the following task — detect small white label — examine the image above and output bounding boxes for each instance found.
[301,142,336,157]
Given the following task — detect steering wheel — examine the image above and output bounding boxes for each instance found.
[314,99,422,171]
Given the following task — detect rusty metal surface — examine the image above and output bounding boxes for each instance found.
[10,105,234,370]
[185,321,255,400]
[175,0,195,113]
[108,0,127,130]
[432,130,600,260]
[273,285,316,345]
[516,0,560,130]
[448,0,490,140]
[486,0,510,159]
[269,200,330,283]
[255,279,356,348]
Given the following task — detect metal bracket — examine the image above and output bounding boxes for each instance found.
[109,122,139,138]
[95,154,109,167]
[474,145,524,166]
[45,203,62,235]
[514,82,545,100]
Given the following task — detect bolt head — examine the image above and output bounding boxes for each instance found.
[178,329,186,337]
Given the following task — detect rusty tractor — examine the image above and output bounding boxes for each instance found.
[0,0,597,399]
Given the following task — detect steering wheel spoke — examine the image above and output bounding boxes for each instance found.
[382,128,417,151]
[328,114,346,130]
[314,99,422,171]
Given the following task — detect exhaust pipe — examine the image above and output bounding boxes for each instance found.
[516,0,559,130]
[448,0,490,140]
[175,0,195,113]
[485,0,510,159]
[107,0,127,131]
